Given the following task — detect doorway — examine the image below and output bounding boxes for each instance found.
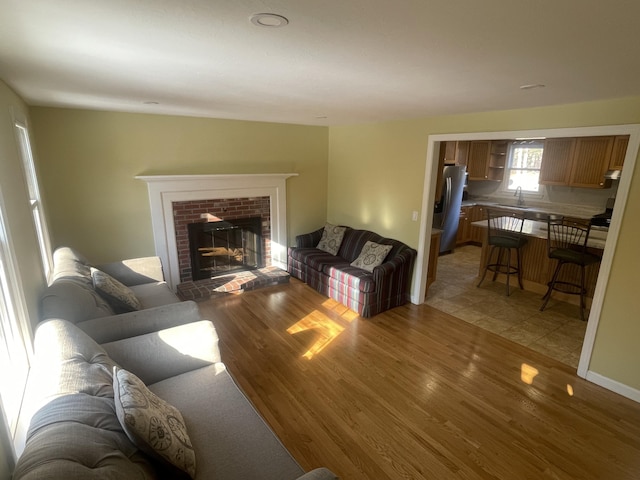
[412,124,640,379]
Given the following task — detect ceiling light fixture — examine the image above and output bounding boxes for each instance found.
[519,84,546,90]
[250,13,289,28]
[143,101,159,105]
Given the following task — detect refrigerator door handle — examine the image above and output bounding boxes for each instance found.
[441,176,451,227]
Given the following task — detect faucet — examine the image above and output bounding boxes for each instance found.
[514,186,525,206]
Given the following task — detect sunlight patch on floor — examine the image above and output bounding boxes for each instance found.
[520,363,539,385]
[287,310,345,359]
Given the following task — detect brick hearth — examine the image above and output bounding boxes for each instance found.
[176,266,289,301]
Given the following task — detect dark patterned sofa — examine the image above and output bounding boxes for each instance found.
[288,226,417,317]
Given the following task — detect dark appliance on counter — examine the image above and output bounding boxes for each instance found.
[433,165,466,253]
[591,197,615,227]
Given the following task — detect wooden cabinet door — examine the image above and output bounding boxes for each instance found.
[609,135,629,170]
[426,231,441,291]
[569,136,614,188]
[467,141,491,180]
[539,138,575,185]
[469,206,487,243]
[455,141,470,166]
[456,207,471,245]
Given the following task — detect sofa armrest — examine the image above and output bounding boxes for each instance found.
[76,301,202,343]
[101,320,221,385]
[295,228,324,248]
[96,256,165,286]
[372,248,416,292]
[296,468,339,480]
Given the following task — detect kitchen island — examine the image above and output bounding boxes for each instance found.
[472,216,606,305]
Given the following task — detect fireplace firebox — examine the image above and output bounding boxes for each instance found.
[188,217,264,281]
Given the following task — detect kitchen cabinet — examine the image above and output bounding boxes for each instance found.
[467,140,507,181]
[469,205,487,243]
[467,141,491,180]
[456,206,471,245]
[539,136,616,189]
[455,141,470,166]
[609,135,629,170]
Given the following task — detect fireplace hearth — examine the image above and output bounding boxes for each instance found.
[188,217,264,281]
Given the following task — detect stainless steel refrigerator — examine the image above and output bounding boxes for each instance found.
[433,165,466,254]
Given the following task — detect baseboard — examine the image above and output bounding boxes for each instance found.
[586,371,640,403]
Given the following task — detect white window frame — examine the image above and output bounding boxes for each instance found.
[13,119,53,282]
[0,189,31,443]
[502,140,545,194]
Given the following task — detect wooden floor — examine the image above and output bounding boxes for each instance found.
[197,279,640,480]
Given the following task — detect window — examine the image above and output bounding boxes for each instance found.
[504,141,544,192]
[14,121,53,280]
[0,196,30,437]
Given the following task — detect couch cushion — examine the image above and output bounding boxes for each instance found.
[316,223,346,255]
[91,267,142,313]
[13,394,157,480]
[114,367,196,478]
[148,365,304,480]
[325,265,376,293]
[40,278,116,323]
[130,282,180,308]
[350,241,393,272]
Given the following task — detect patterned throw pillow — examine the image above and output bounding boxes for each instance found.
[91,267,142,313]
[350,241,393,272]
[316,223,347,256]
[113,367,196,478]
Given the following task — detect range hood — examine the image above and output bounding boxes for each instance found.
[604,169,622,180]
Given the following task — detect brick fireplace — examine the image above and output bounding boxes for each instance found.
[173,197,271,282]
[136,174,297,290]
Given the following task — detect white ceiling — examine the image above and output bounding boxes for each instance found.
[1,0,639,126]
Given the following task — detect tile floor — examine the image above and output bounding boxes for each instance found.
[425,244,587,368]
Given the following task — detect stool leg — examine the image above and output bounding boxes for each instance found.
[516,247,524,290]
[540,260,563,312]
[505,247,511,296]
[477,245,496,288]
[579,265,587,321]
[492,247,503,282]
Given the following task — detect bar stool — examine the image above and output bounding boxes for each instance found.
[477,208,528,296]
[540,216,601,321]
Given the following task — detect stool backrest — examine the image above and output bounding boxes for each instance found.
[486,208,525,240]
[547,216,592,254]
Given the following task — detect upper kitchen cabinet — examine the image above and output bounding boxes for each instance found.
[440,141,470,166]
[467,141,491,180]
[540,135,623,188]
[467,140,506,181]
[454,141,470,167]
[539,138,575,185]
[569,136,614,188]
[609,135,630,170]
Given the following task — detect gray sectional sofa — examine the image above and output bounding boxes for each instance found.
[13,247,337,479]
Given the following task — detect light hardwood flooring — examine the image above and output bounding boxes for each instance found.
[197,280,640,480]
[426,245,587,368]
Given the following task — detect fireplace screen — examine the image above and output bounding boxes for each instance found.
[187,217,264,281]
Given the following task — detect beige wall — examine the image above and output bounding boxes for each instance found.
[328,96,640,393]
[30,108,329,264]
[0,82,47,477]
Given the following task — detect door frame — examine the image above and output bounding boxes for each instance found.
[413,124,640,381]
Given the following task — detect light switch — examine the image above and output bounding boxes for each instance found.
[412,211,418,221]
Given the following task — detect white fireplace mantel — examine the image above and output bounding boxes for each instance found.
[136,173,298,290]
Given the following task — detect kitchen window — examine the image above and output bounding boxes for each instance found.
[504,141,544,193]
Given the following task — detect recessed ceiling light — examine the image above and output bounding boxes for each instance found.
[250,13,289,28]
[519,84,546,90]
[315,115,327,119]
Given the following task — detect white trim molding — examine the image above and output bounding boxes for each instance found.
[136,174,298,290]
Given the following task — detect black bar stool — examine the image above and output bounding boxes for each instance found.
[540,216,601,321]
[477,208,528,296]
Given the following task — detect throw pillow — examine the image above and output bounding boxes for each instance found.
[91,267,142,313]
[316,223,346,256]
[113,367,197,478]
[350,241,393,272]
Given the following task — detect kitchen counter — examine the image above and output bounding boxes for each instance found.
[462,199,602,221]
[471,219,607,250]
